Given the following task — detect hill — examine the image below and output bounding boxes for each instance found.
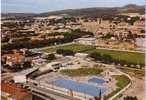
[2,4,144,18]
[38,4,144,17]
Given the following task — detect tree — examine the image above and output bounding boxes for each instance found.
[56,49,75,56]
[127,16,139,25]
[101,54,112,64]
[12,63,22,71]
[56,49,64,54]
[94,96,101,100]
[124,96,138,100]
[62,50,75,56]
[101,33,113,39]
[140,29,145,33]
[25,50,34,57]
[23,61,32,68]
[94,90,102,100]
[89,52,101,61]
[46,54,56,60]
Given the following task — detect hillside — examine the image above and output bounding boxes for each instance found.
[38,4,145,17]
[2,4,144,18]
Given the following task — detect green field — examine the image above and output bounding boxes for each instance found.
[114,75,130,89]
[41,44,145,65]
[85,49,145,65]
[60,68,103,77]
[41,44,95,53]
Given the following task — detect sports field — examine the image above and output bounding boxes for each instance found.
[41,44,145,65]
[41,44,95,53]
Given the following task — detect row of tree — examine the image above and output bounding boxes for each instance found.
[56,49,75,56]
[88,52,144,68]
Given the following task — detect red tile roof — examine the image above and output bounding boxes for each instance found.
[1,83,31,100]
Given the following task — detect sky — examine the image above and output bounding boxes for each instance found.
[2,0,145,13]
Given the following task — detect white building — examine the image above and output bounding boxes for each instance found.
[136,38,145,47]
[13,75,26,83]
[75,53,88,58]
[13,67,39,83]
[74,37,96,45]
[39,62,62,72]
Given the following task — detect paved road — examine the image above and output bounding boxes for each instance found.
[32,92,55,100]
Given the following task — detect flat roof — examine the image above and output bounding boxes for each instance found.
[14,67,39,76]
[46,62,61,65]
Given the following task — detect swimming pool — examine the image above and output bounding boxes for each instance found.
[53,79,107,96]
[88,77,106,84]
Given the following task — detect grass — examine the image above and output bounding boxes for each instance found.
[60,68,103,77]
[41,44,145,65]
[84,48,144,65]
[41,43,95,53]
[94,49,144,65]
[114,75,130,89]
[105,75,130,99]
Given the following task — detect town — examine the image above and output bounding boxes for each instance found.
[1,3,145,100]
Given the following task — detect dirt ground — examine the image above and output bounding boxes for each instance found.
[121,77,144,100]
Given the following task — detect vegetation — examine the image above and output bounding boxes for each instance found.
[124,96,138,100]
[2,30,93,50]
[89,52,113,64]
[3,61,32,72]
[104,88,121,100]
[56,49,75,56]
[42,44,95,53]
[87,49,144,67]
[42,44,144,67]
[126,16,139,25]
[104,75,130,99]
[119,67,144,79]
[140,29,145,33]
[101,33,114,39]
[60,68,103,77]
[114,75,130,89]
[94,90,102,100]
[45,54,56,60]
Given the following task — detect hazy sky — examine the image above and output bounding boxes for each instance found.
[2,0,145,13]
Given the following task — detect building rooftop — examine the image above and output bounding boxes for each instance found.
[1,82,31,100]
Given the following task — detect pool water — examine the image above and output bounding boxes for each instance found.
[88,77,106,84]
[53,79,108,96]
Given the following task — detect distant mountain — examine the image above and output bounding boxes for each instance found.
[119,4,145,14]
[38,4,144,17]
[39,7,119,17]
[2,4,144,18]
[1,13,37,18]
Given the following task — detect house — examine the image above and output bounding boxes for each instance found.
[2,50,25,67]
[1,83,32,100]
